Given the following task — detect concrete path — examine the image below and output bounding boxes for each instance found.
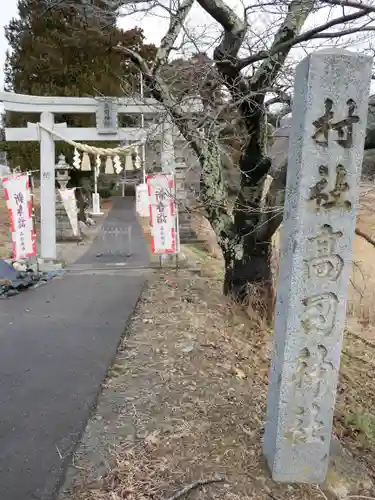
[76,196,149,267]
[0,198,149,500]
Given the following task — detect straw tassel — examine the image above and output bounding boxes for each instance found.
[73,148,81,169]
[125,152,133,171]
[114,155,122,174]
[133,146,141,169]
[105,156,114,174]
[81,152,91,171]
[96,154,101,176]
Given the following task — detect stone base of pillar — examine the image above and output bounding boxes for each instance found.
[178,211,197,243]
[37,258,64,272]
[89,193,104,216]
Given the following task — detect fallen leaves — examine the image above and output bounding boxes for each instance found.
[144,430,160,450]
[233,367,247,380]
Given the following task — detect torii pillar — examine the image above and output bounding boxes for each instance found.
[39,111,56,260]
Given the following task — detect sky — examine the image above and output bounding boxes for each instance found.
[0,0,374,92]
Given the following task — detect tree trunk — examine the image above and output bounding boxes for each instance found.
[223,238,274,320]
[198,118,276,321]
[222,112,275,319]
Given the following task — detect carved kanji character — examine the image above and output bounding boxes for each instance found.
[305,225,344,281]
[312,98,359,149]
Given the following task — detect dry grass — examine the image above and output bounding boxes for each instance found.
[347,183,375,327]
[61,271,329,500]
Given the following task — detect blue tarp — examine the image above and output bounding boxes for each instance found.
[0,259,65,298]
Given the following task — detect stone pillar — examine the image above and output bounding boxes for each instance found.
[40,111,56,260]
[161,118,175,173]
[175,158,195,243]
[263,49,372,484]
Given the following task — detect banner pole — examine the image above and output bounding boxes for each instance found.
[28,170,40,273]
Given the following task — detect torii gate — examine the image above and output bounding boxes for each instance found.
[0,92,174,262]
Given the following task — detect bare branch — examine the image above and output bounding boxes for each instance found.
[323,0,375,14]
[115,44,152,75]
[115,44,201,154]
[195,0,246,70]
[238,7,371,70]
[250,0,314,89]
[152,0,195,73]
[193,0,254,128]
[195,0,244,38]
[266,97,291,108]
[313,24,375,38]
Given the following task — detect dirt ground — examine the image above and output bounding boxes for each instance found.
[58,266,375,500]
[57,183,375,500]
[2,183,375,498]
[60,270,329,500]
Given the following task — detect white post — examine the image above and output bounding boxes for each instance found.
[122,157,126,197]
[94,166,98,196]
[141,143,146,184]
[40,111,56,260]
[90,155,103,216]
[174,175,180,253]
[140,71,146,184]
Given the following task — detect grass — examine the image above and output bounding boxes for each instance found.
[107,364,128,379]
[345,410,375,444]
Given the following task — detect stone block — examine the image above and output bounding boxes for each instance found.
[263,49,372,483]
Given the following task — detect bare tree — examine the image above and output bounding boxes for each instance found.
[112,0,375,309]
[35,0,375,310]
